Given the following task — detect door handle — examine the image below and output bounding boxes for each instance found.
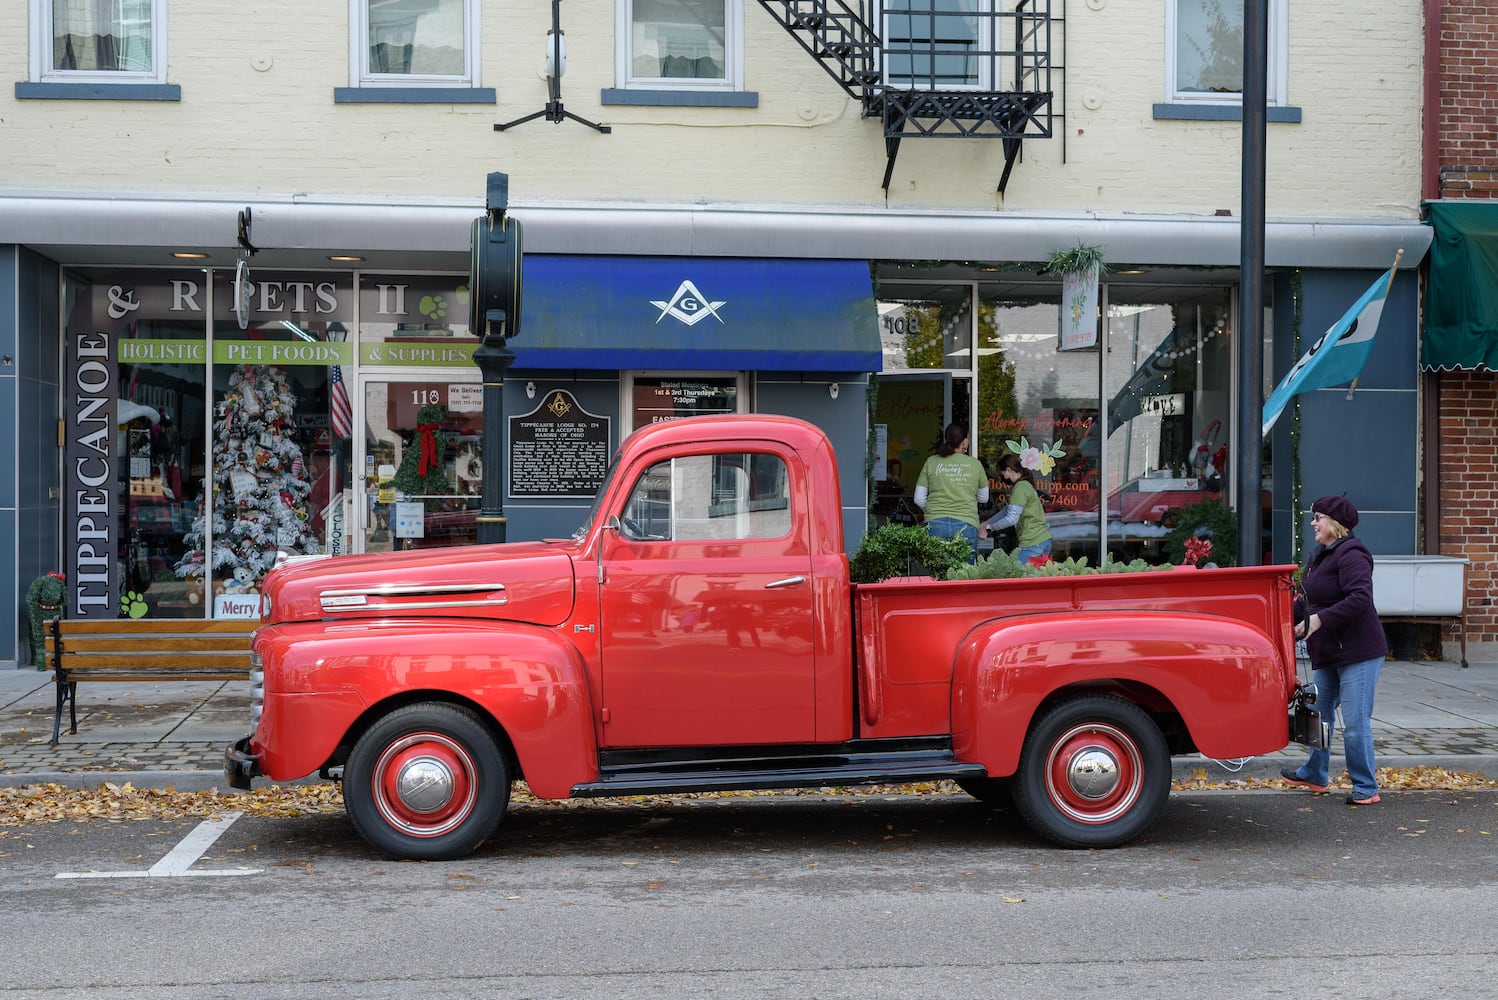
[765,576,806,589]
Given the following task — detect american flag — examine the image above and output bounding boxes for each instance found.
[329,365,353,439]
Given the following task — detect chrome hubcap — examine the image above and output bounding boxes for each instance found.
[1065,748,1120,800]
[395,755,456,814]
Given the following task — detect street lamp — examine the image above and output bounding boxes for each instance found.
[469,172,524,544]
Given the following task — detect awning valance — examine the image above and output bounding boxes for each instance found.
[512,256,881,372]
[1423,202,1498,371]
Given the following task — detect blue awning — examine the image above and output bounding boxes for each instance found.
[512,256,880,372]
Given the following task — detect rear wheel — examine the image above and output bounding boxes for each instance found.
[1010,695,1169,848]
[343,702,509,861]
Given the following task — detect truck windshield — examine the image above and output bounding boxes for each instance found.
[572,453,624,542]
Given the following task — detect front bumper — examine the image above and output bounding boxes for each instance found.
[225,735,261,790]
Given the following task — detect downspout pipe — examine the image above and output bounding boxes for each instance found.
[1422,0,1441,556]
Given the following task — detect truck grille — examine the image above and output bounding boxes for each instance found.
[249,650,264,726]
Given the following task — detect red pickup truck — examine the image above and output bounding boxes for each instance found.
[228,414,1319,860]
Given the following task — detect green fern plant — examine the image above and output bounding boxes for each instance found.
[947,549,1170,581]
[849,523,972,584]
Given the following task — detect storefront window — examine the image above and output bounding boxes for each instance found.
[184,270,355,615]
[627,374,743,430]
[1103,287,1235,564]
[118,315,207,618]
[63,269,213,619]
[874,284,976,524]
[359,273,473,348]
[362,379,482,552]
[878,283,974,372]
[974,286,1098,560]
[871,273,1243,568]
[357,274,481,552]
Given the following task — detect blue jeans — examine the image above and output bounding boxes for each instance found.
[1016,538,1052,564]
[1294,654,1383,798]
[924,517,978,563]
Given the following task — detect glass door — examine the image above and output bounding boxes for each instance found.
[360,376,484,553]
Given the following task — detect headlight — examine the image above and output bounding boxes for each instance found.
[260,591,273,619]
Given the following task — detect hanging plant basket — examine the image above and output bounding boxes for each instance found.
[1044,243,1108,276]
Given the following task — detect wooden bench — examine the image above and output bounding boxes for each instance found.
[45,618,255,746]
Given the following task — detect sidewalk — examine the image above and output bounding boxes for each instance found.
[1,658,1496,792]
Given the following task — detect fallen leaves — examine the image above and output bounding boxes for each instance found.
[0,765,1494,828]
[1173,765,1498,793]
[0,781,345,826]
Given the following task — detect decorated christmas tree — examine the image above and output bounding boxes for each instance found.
[175,364,320,593]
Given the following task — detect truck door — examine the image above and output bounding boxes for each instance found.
[597,449,816,748]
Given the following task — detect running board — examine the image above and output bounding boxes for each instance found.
[572,749,985,798]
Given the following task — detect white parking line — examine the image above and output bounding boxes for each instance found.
[56,812,262,879]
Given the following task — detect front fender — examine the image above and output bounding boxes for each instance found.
[951,612,1291,776]
[252,619,597,796]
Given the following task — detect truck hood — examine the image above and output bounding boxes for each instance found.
[259,542,577,627]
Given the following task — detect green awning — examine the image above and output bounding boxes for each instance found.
[1424,201,1498,370]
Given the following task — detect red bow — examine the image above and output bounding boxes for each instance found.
[1183,537,1213,567]
[417,422,440,477]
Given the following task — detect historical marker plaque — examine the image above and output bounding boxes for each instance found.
[508,389,611,499]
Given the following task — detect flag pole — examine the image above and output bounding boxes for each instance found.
[1342,248,1404,400]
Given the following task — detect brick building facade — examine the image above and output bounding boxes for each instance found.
[1432,1,1498,657]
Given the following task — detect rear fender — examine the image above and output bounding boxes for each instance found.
[951,612,1291,776]
[253,620,597,795]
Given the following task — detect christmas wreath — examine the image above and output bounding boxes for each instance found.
[392,404,453,497]
[1164,501,1238,568]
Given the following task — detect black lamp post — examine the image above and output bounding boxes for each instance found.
[469,172,524,544]
[1236,0,1267,566]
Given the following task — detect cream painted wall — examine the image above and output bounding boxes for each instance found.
[0,1,1422,219]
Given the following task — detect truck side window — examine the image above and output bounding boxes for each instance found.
[621,453,791,542]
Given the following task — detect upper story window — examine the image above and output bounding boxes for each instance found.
[351,0,478,87]
[30,0,167,84]
[617,0,743,91]
[1166,0,1287,106]
[882,0,996,92]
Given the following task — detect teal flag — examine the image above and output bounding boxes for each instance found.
[1262,263,1398,437]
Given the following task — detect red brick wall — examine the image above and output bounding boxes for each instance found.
[1440,2,1498,197]
[1437,3,1498,648]
[1437,372,1498,645]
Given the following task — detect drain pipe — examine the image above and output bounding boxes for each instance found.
[1421,0,1441,556]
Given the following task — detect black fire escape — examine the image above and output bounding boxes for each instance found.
[757,1,1063,193]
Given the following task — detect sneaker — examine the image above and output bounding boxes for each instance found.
[1279,767,1329,793]
[1345,793,1381,805]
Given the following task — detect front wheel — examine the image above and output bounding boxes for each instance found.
[343,702,510,861]
[1010,695,1169,848]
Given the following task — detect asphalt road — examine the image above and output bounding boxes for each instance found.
[3,789,1497,999]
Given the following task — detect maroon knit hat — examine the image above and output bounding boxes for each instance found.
[1311,495,1358,530]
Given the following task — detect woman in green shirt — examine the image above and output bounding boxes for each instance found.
[913,422,989,562]
[980,452,1052,563]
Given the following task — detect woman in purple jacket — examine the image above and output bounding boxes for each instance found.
[1281,495,1389,805]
